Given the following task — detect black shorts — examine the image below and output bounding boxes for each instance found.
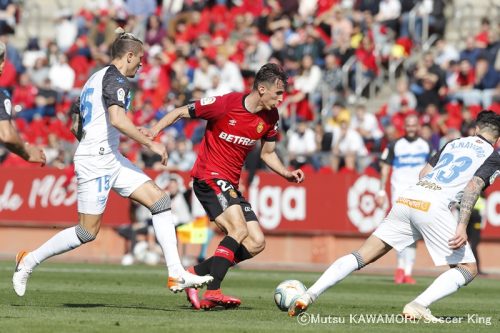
[193,178,258,222]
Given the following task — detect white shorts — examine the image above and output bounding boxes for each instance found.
[74,152,151,215]
[373,187,476,266]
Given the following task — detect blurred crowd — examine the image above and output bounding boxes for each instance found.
[0,0,499,181]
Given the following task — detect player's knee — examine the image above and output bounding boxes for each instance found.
[248,236,266,255]
[227,224,248,242]
[149,194,171,215]
[75,224,97,244]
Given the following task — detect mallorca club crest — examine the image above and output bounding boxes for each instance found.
[229,189,238,198]
[256,121,264,134]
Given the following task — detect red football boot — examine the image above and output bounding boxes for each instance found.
[200,289,241,310]
[394,268,404,284]
[184,267,201,310]
[403,275,416,284]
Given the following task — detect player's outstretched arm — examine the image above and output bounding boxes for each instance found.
[260,140,304,183]
[0,120,46,165]
[149,105,190,138]
[108,105,168,164]
[449,176,485,250]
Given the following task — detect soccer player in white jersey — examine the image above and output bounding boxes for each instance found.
[12,29,212,297]
[289,111,500,321]
[376,114,432,284]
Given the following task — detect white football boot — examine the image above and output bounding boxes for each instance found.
[167,271,213,293]
[288,292,314,317]
[402,301,443,323]
[13,251,33,297]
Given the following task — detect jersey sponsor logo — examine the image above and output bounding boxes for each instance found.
[396,197,431,212]
[393,153,428,168]
[229,119,237,126]
[219,132,257,146]
[257,121,264,133]
[117,88,126,103]
[4,99,11,116]
[200,96,216,106]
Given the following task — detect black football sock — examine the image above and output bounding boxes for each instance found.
[193,257,214,276]
[234,244,253,264]
[207,236,240,290]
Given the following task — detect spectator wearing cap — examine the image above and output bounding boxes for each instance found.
[331,112,368,173]
[22,38,45,70]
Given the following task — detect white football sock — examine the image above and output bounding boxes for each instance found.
[413,268,468,307]
[152,210,184,277]
[397,250,405,270]
[404,246,416,276]
[26,226,83,269]
[307,254,359,301]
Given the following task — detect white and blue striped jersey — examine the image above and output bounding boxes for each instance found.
[75,65,131,156]
[422,135,500,205]
[381,136,433,201]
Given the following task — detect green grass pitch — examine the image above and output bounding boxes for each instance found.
[0,262,498,332]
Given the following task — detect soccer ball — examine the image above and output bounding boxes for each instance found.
[274,280,307,311]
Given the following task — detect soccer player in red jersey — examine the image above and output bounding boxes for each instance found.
[145,63,305,309]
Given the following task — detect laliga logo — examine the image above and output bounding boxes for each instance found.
[347,175,388,233]
[249,176,306,230]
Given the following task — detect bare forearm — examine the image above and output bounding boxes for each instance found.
[261,152,289,178]
[0,122,30,160]
[111,114,152,147]
[458,177,485,226]
[151,106,189,136]
[5,140,30,160]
